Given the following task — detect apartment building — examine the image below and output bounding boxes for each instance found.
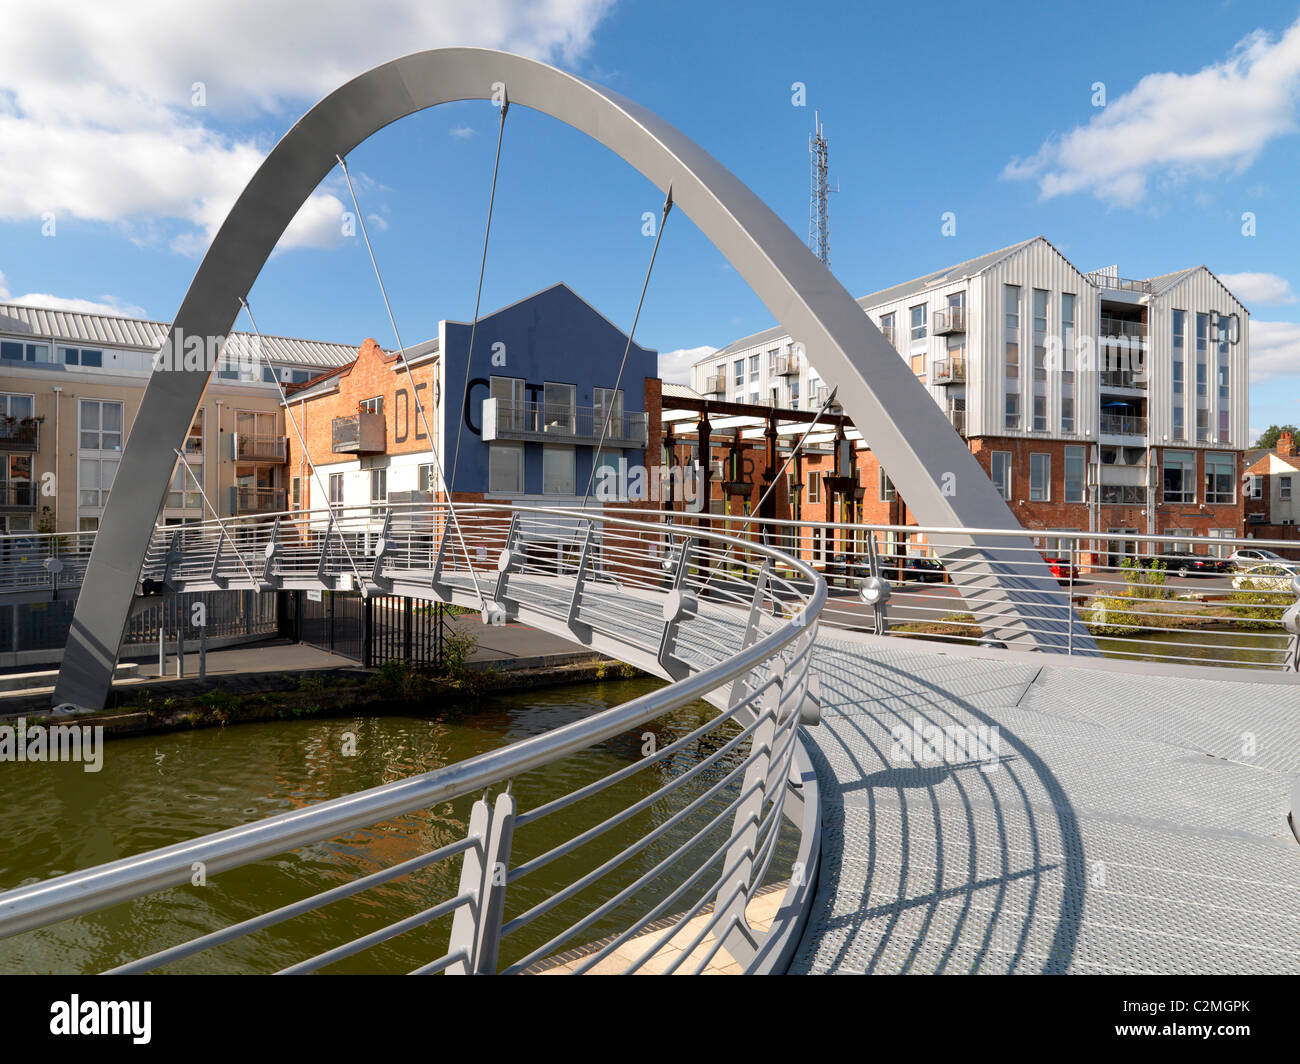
[282,283,660,523]
[0,302,358,535]
[1244,431,1300,547]
[691,237,1249,558]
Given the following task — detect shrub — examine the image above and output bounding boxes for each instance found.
[1082,595,1140,635]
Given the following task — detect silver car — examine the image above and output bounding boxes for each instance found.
[1229,547,1299,572]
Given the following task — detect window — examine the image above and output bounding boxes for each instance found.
[1030,453,1050,501]
[369,468,387,502]
[881,312,896,346]
[1195,361,1207,401]
[749,354,760,382]
[0,340,49,362]
[1163,450,1196,503]
[990,451,1011,500]
[543,444,575,495]
[490,375,525,430]
[767,349,778,375]
[1172,404,1184,441]
[1004,392,1019,431]
[1171,359,1184,396]
[57,346,104,367]
[291,477,302,508]
[1205,452,1234,504]
[489,443,524,494]
[184,414,204,455]
[1247,474,1262,499]
[807,470,821,503]
[78,457,117,508]
[329,473,344,504]
[360,396,383,414]
[1061,293,1076,342]
[594,449,626,501]
[910,304,927,343]
[1061,396,1075,434]
[733,359,744,389]
[879,471,896,502]
[1005,343,1019,380]
[789,379,800,409]
[1196,407,1209,443]
[0,393,35,420]
[593,387,624,438]
[543,382,576,434]
[911,352,926,377]
[165,461,200,511]
[0,454,34,507]
[1218,408,1229,442]
[79,399,123,451]
[418,464,436,493]
[1004,285,1020,331]
[1033,394,1047,431]
[1064,446,1085,502]
[1282,476,1293,501]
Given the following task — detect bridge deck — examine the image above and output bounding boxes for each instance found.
[792,635,1300,974]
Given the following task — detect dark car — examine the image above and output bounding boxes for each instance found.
[883,554,945,583]
[1146,551,1230,576]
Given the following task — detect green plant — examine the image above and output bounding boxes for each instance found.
[440,627,478,681]
[618,661,637,678]
[594,660,607,680]
[1082,595,1140,635]
[1120,556,1173,601]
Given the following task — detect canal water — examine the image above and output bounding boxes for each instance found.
[0,678,796,974]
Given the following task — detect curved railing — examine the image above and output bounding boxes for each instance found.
[0,503,826,975]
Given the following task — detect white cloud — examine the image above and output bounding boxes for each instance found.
[658,345,716,386]
[1219,271,1296,305]
[1249,320,1300,381]
[0,0,613,254]
[0,271,8,299]
[1004,18,1300,205]
[450,125,476,139]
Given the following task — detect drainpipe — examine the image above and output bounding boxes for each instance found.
[51,386,61,530]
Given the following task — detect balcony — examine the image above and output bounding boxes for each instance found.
[775,352,802,376]
[234,433,287,462]
[0,418,40,452]
[1100,484,1147,505]
[481,399,649,448]
[233,487,286,515]
[702,374,726,396]
[932,357,966,384]
[932,307,966,335]
[1086,271,1152,294]
[1099,369,1147,390]
[331,411,386,455]
[946,407,966,435]
[1100,413,1147,438]
[0,483,36,510]
[879,323,896,347]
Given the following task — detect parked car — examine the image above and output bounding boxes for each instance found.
[1146,551,1231,576]
[1232,563,1297,593]
[1042,555,1076,581]
[883,554,945,583]
[825,554,869,583]
[1229,547,1300,573]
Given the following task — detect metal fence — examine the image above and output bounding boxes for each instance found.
[0,503,826,974]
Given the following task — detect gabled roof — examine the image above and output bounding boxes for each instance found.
[0,300,361,368]
[710,237,1045,360]
[1144,267,1201,297]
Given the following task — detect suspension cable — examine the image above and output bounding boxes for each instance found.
[447,91,509,497]
[237,298,366,591]
[171,448,260,590]
[581,187,673,508]
[335,154,487,608]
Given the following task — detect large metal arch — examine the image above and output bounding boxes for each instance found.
[55,46,1089,710]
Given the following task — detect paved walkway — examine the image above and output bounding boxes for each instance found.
[790,634,1300,974]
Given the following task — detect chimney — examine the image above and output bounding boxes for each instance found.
[1279,431,1295,457]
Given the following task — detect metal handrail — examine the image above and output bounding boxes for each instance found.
[0,502,826,975]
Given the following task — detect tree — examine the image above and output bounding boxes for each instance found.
[1253,425,1299,449]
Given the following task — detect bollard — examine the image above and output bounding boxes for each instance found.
[176,629,185,679]
[158,627,165,677]
[199,626,207,681]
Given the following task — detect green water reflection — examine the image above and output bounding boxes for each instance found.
[0,678,795,974]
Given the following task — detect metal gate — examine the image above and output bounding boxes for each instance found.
[294,591,366,662]
[291,591,446,668]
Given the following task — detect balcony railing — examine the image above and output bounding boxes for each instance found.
[0,418,40,452]
[233,487,286,514]
[932,307,966,335]
[775,352,801,376]
[933,357,966,384]
[0,482,37,509]
[1086,271,1152,294]
[481,399,649,448]
[1099,317,1147,342]
[234,434,287,462]
[1100,413,1147,437]
[946,408,966,435]
[331,411,386,455]
[1100,484,1147,505]
[1099,370,1147,390]
[879,323,896,347]
[702,374,726,395]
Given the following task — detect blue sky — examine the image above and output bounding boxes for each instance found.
[3,0,1300,439]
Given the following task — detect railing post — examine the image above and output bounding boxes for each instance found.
[261,517,281,590]
[446,789,516,975]
[370,508,393,587]
[657,537,697,675]
[564,521,596,638]
[728,560,770,710]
